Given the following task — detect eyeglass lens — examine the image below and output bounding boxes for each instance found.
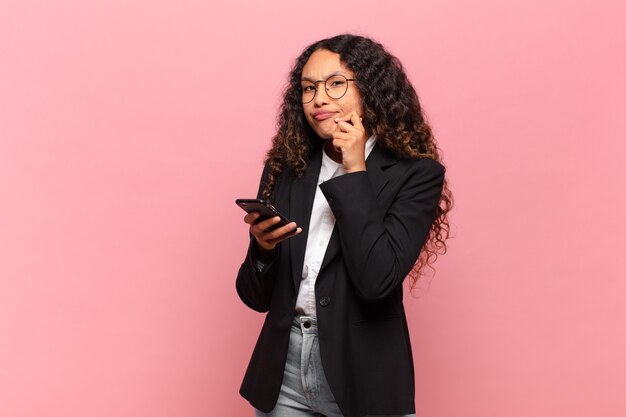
[302,75,350,104]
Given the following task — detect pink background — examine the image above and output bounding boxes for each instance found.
[1,1,625,416]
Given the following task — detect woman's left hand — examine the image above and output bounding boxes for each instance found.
[333,110,367,173]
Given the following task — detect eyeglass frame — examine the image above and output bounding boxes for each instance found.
[300,74,357,104]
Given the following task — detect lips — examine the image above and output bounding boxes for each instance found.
[313,111,337,121]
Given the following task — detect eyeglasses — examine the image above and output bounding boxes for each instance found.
[301,74,356,104]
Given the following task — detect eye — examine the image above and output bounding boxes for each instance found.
[329,80,346,87]
[302,85,316,92]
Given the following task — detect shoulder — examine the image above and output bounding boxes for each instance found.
[414,157,445,178]
[388,154,446,184]
[371,144,444,175]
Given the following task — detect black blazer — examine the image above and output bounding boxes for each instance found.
[236,143,445,417]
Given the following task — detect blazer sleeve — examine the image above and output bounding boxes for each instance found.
[235,164,280,312]
[319,157,445,301]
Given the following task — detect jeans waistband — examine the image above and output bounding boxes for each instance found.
[292,314,318,334]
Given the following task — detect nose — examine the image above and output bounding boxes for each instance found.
[312,81,331,106]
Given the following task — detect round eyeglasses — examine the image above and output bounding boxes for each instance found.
[301,75,356,104]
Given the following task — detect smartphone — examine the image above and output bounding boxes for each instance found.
[236,199,293,232]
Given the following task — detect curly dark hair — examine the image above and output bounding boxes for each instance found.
[263,34,453,286]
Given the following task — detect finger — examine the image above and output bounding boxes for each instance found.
[331,137,345,153]
[267,227,302,245]
[348,110,364,131]
[332,132,348,152]
[250,216,281,235]
[262,222,299,241]
[332,135,357,152]
[333,110,360,125]
[335,121,365,136]
[332,131,354,141]
[335,120,358,133]
[244,212,261,224]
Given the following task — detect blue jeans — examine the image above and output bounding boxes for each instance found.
[255,315,415,417]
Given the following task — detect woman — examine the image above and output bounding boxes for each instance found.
[236,34,452,417]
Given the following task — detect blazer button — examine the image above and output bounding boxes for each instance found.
[319,296,331,307]
[327,197,334,206]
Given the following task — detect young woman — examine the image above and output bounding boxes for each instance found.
[236,34,452,417]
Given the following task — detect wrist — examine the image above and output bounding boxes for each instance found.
[253,241,276,262]
[344,164,366,173]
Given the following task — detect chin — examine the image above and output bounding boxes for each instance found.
[313,125,336,139]
[307,117,336,139]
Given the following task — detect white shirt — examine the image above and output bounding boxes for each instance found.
[295,135,377,317]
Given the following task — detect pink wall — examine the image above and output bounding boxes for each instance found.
[1,1,625,416]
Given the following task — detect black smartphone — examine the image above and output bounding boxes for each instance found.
[235,199,293,232]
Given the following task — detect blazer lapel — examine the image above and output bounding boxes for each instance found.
[318,144,399,273]
[365,144,399,197]
[289,146,323,293]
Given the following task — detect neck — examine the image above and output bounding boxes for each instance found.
[323,140,343,163]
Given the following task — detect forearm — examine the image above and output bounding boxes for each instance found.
[320,161,444,301]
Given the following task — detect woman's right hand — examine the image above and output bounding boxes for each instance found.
[244,212,302,254]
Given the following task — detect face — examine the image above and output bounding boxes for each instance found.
[300,49,364,139]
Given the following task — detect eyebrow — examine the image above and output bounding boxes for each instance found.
[301,71,347,82]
